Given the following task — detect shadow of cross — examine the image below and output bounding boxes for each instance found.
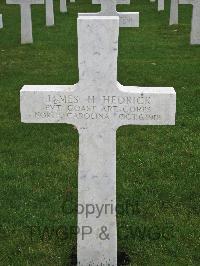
[6,0,44,44]
[79,0,139,27]
[20,15,176,266]
[179,0,200,44]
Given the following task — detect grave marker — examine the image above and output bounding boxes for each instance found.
[170,0,179,25]
[45,0,54,26]
[80,0,139,28]
[0,14,3,29]
[92,0,130,4]
[60,0,67,13]
[6,0,44,44]
[158,0,165,11]
[20,15,176,266]
[179,0,200,44]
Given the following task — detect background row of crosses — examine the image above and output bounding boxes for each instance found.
[155,0,200,44]
[1,0,199,44]
[1,0,74,43]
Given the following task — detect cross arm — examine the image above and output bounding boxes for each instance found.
[119,12,139,27]
[20,85,78,125]
[31,0,44,4]
[6,0,21,4]
[114,83,176,127]
[78,12,139,28]
[179,0,194,4]
[6,0,44,4]
[92,0,130,4]
[20,84,176,129]
[80,0,139,27]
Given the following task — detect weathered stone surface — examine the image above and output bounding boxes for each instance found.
[6,0,44,44]
[21,15,176,265]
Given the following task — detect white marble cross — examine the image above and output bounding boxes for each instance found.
[79,0,139,27]
[45,0,54,26]
[0,14,3,29]
[60,0,67,13]
[6,0,44,44]
[170,0,179,25]
[20,15,176,266]
[179,0,200,44]
[158,0,165,11]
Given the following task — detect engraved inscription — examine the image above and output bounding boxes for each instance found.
[33,93,161,122]
[120,17,135,26]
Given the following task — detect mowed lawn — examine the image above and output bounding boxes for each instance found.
[0,0,199,265]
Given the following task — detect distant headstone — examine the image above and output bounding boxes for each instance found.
[92,0,130,3]
[60,0,67,13]
[80,0,139,28]
[0,14,3,29]
[20,14,176,266]
[158,0,165,11]
[179,0,200,44]
[150,0,156,2]
[6,0,44,44]
[170,0,179,25]
[45,0,54,26]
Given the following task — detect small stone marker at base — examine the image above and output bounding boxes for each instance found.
[81,0,139,28]
[0,14,3,29]
[170,0,179,25]
[158,0,165,11]
[179,0,200,44]
[45,0,54,26]
[6,0,44,44]
[20,15,176,266]
[60,0,67,13]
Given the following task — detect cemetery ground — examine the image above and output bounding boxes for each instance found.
[0,0,199,265]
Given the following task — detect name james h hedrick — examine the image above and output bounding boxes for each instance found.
[34,94,161,121]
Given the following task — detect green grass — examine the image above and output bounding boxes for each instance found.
[0,0,200,265]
